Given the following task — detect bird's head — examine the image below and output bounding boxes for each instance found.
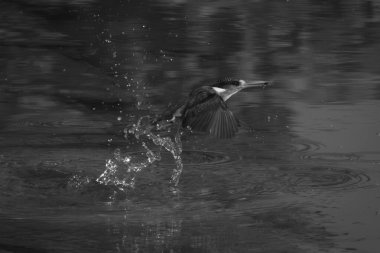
[215,79,269,89]
[212,79,270,101]
[214,79,240,90]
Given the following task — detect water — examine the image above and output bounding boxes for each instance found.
[1,0,380,252]
[96,116,183,190]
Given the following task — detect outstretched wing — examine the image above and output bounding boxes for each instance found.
[182,87,239,138]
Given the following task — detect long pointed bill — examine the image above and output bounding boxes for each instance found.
[242,80,270,89]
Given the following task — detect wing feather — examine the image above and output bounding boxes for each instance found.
[182,86,239,138]
[221,111,228,138]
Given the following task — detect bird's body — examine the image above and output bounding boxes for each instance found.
[154,79,269,138]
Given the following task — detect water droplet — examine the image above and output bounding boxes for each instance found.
[97,116,184,191]
[123,156,131,164]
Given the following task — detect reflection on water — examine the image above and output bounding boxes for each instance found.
[1,0,380,252]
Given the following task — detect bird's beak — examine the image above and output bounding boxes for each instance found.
[241,80,271,90]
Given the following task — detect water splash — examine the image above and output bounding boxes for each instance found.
[127,116,183,186]
[96,116,183,191]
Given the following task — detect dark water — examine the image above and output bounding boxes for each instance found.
[1,0,380,252]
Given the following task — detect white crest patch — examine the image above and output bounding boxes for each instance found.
[212,86,239,101]
[212,87,226,95]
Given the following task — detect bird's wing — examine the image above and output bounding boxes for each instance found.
[182,88,239,138]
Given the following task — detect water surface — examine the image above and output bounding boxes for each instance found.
[1,0,380,252]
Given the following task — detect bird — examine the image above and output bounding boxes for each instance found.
[152,79,270,138]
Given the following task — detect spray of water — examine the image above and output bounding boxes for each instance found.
[87,26,185,192]
[96,116,183,191]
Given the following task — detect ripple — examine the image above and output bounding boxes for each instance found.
[129,150,235,166]
[300,153,360,161]
[181,150,234,165]
[291,141,324,153]
[299,152,380,163]
[229,166,371,198]
[284,166,370,191]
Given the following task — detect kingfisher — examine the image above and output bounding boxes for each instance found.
[153,79,270,138]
